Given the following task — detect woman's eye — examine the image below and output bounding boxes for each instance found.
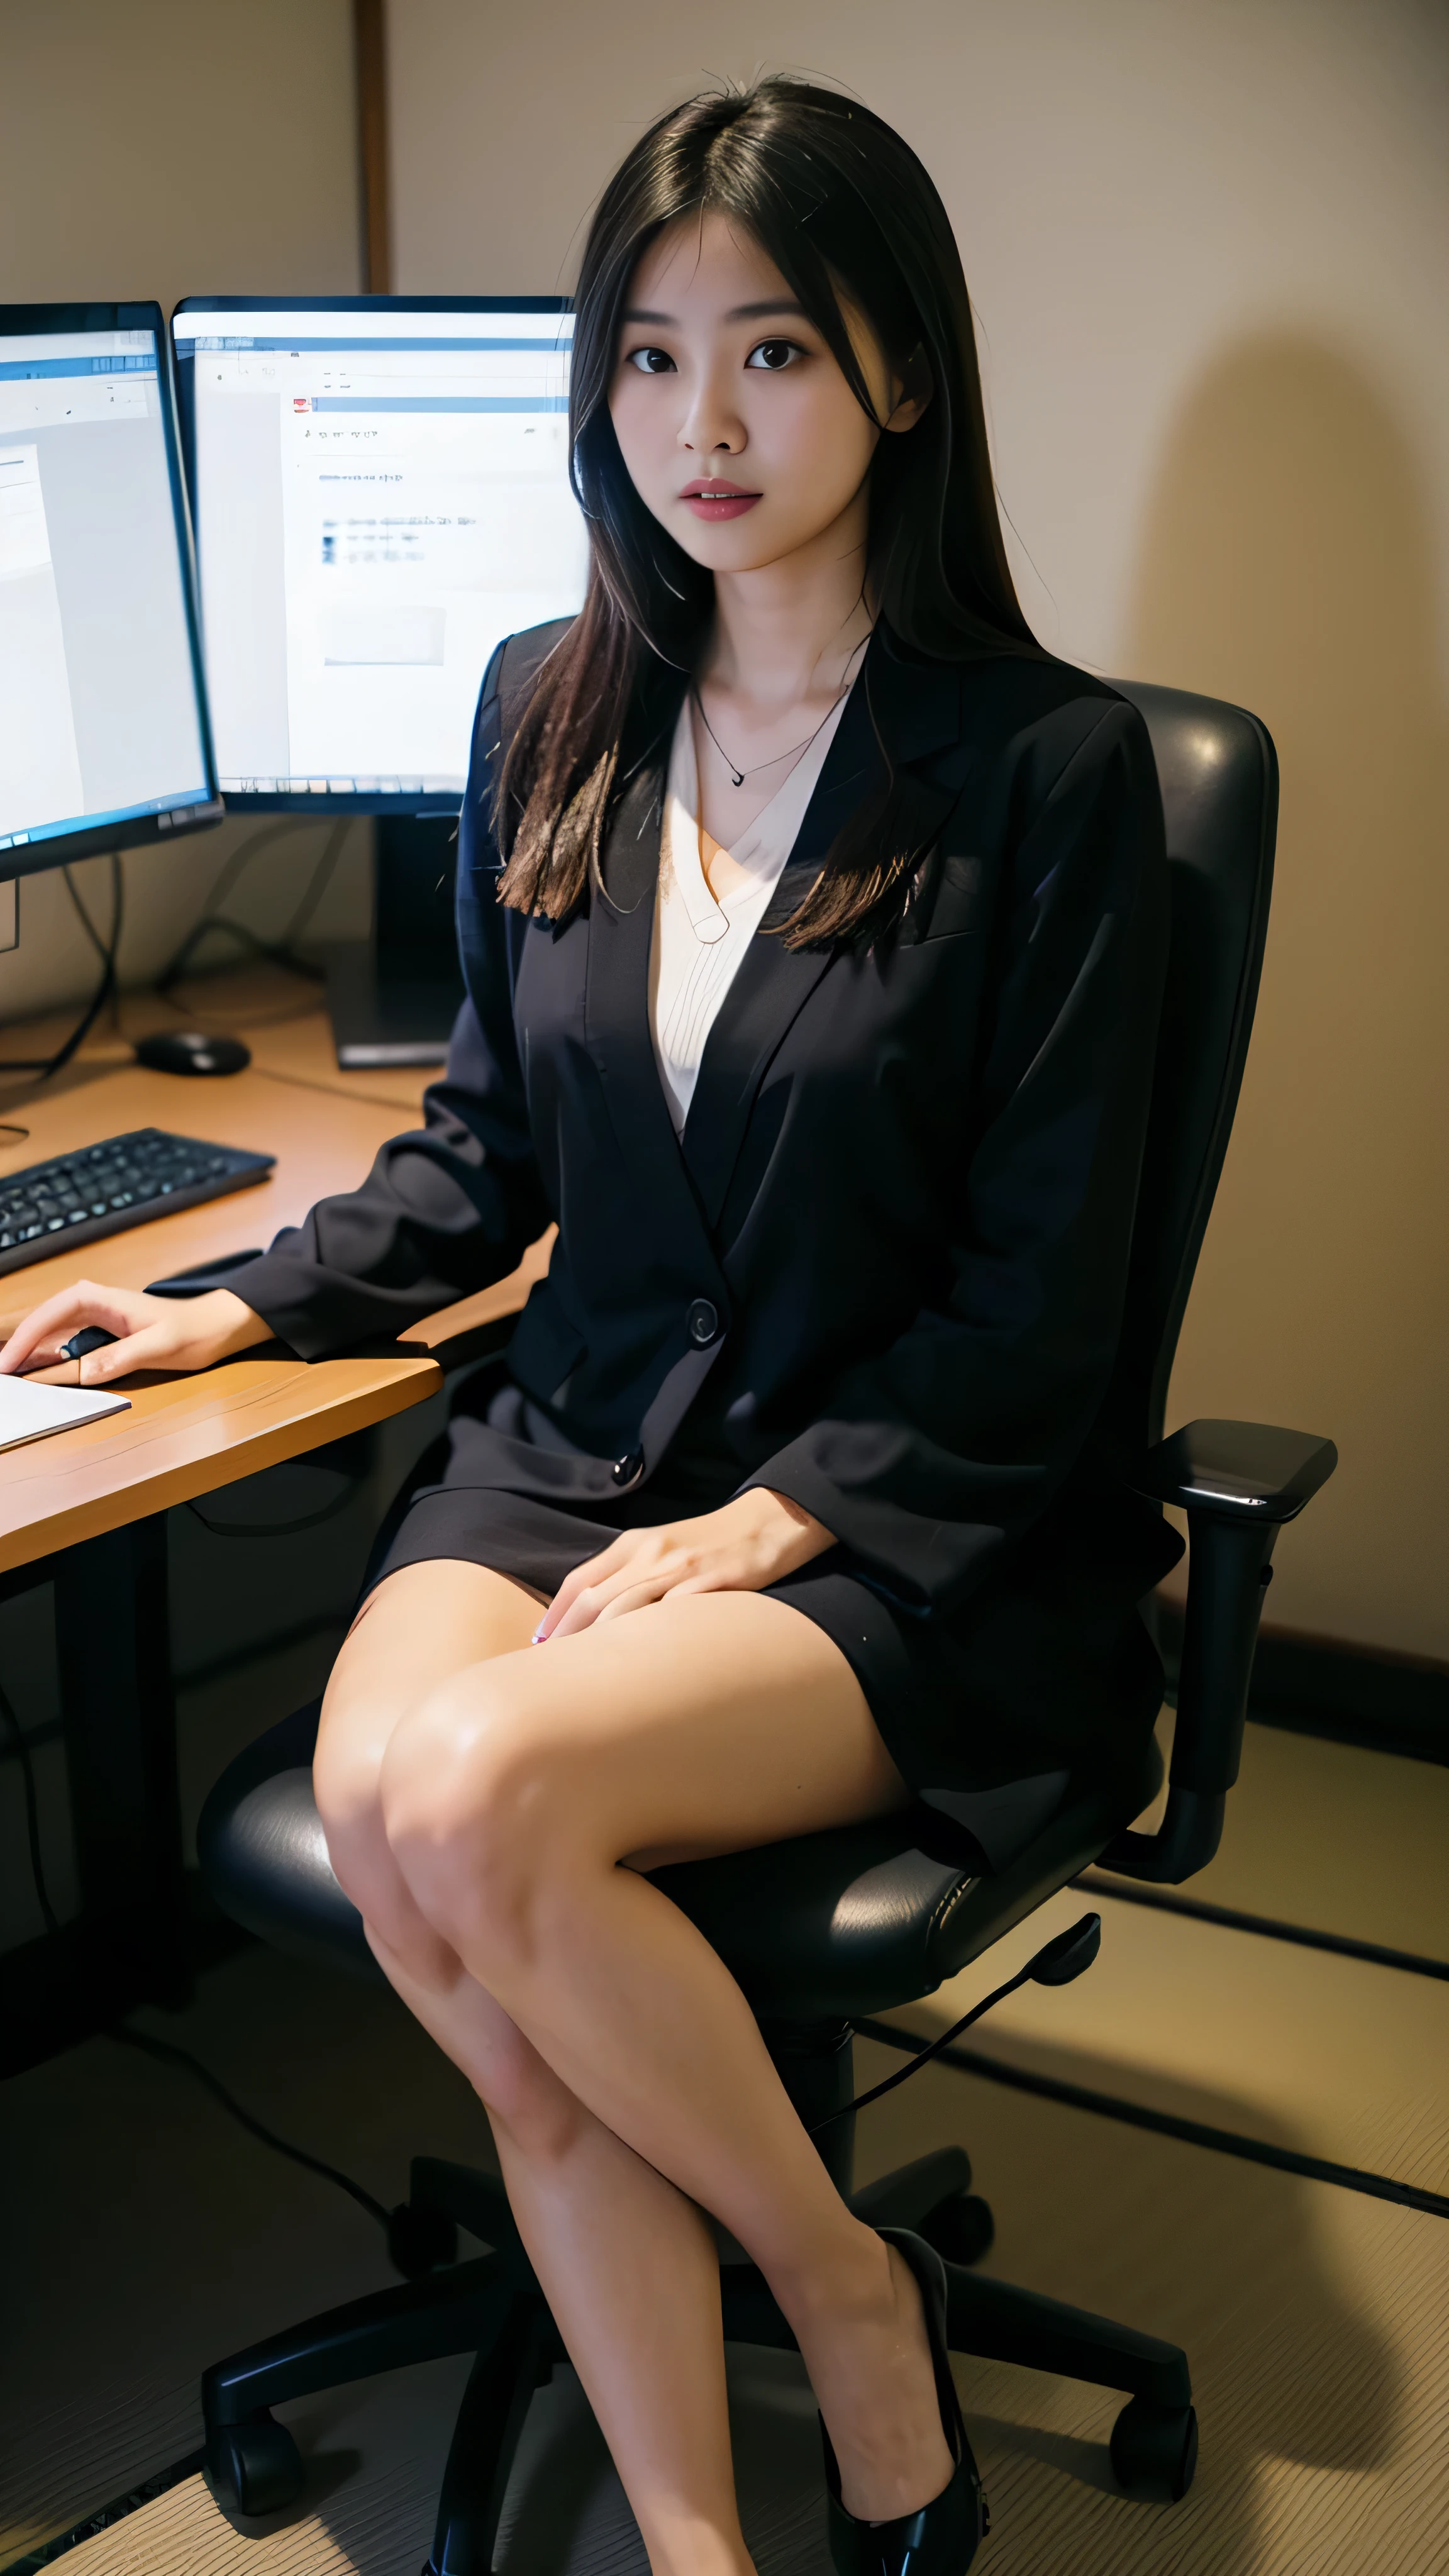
[626,346,675,374]
[745,339,801,372]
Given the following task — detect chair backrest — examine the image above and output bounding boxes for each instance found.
[1100,680,1278,1460]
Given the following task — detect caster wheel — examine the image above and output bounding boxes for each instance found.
[387,2199,458,2279]
[1109,2396,1198,2502]
[921,2190,995,2267]
[206,2411,305,2516]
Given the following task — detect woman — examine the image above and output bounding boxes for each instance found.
[3,80,1175,2576]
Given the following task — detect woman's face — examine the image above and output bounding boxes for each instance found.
[609,211,920,578]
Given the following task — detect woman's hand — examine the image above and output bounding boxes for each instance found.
[535,1487,836,1640]
[0,1282,272,1387]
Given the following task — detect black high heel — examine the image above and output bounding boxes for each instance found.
[820,2226,988,2576]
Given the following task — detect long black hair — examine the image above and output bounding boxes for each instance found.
[498,78,1041,946]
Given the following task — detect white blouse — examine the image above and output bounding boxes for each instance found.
[649,691,848,1135]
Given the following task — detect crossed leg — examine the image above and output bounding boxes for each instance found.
[316,1558,950,2576]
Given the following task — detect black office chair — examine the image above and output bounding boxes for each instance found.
[194,681,1336,2575]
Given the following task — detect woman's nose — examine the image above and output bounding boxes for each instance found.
[679,370,743,460]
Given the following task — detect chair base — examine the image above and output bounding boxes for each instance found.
[203,2146,1196,2572]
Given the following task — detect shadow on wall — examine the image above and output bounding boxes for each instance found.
[1127,336,1449,1657]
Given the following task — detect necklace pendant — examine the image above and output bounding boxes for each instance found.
[730,769,744,788]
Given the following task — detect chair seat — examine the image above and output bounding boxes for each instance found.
[197,1700,1155,2019]
[197,1704,1159,2021]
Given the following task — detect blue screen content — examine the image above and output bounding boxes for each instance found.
[172,307,588,802]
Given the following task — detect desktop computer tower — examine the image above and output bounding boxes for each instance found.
[324,814,465,1069]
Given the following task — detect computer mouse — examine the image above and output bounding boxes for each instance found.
[62,1326,118,1362]
[133,1030,252,1077]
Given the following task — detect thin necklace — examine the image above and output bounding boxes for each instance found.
[691,635,869,789]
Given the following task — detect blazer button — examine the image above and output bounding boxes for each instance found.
[687,1297,720,1347]
[612,1448,644,1488]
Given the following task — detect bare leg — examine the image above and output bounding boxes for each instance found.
[372,1589,954,2524]
[318,1567,755,2576]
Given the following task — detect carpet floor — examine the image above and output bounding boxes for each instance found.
[2,1719,1445,2575]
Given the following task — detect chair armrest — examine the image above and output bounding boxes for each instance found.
[1135,1417,1337,1521]
[1100,1418,1337,1884]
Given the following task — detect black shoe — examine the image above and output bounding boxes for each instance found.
[820,2226,988,2576]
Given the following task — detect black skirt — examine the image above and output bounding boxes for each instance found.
[362,1363,1170,1813]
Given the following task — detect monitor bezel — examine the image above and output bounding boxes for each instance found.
[171,294,574,818]
[0,301,222,880]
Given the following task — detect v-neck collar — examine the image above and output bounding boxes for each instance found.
[586,630,967,1232]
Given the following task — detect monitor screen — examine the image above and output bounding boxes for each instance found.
[172,299,589,813]
[0,305,219,875]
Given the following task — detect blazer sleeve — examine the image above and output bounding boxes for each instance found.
[174,643,553,1360]
[742,700,1170,1614]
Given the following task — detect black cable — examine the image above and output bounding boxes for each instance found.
[157,818,353,996]
[0,1673,60,1936]
[64,857,125,1031]
[814,1912,1102,2135]
[815,1957,1040,2134]
[0,854,123,1080]
[62,862,112,963]
[155,819,306,990]
[852,2016,1449,2222]
[164,916,327,987]
[111,2025,392,2235]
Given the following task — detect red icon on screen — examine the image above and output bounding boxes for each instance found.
[294,397,311,412]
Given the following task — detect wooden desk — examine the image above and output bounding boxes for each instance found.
[0,968,548,1570]
[0,968,543,2070]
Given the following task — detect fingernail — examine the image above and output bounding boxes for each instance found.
[531,1624,547,1644]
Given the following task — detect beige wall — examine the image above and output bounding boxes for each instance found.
[0,0,371,1009]
[385,0,1449,1659]
[0,3,1442,1657]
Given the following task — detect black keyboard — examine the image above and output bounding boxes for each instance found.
[0,1128,275,1277]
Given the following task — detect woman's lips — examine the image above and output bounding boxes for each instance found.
[680,481,762,521]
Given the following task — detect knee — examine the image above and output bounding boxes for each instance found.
[377,1674,580,1975]
[313,1697,409,1928]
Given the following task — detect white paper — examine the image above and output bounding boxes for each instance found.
[0,1374,130,1453]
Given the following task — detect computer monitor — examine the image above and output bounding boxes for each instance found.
[170,297,589,816]
[0,303,220,877]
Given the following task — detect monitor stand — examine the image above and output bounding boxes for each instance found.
[324,815,465,1069]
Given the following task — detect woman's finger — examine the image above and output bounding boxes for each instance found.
[538,1535,657,1636]
[0,1282,146,1375]
[547,1544,728,1636]
[0,1289,102,1374]
[75,1326,172,1384]
[596,1569,736,1624]
[545,1558,672,1637]
[23,1328,163,1388]
[543,1577,616,1640]
[567,1573,677,1633]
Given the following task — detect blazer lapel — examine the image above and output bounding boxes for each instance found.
[681,639,965,1228]
[583,745,716,1248]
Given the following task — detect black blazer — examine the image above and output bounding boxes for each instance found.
[219,623,1170,1626]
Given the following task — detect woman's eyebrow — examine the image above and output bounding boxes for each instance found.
[618,301,809,326]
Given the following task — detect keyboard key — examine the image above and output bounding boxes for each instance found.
[0,1130,273,1276]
